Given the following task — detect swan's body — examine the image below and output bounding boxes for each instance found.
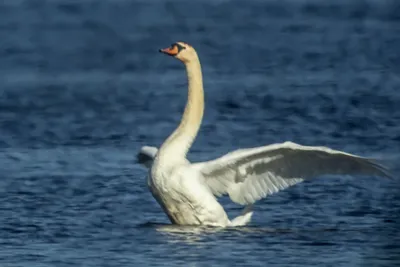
[142,42,391,227]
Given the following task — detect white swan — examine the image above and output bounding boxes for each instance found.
[142,41,391,227]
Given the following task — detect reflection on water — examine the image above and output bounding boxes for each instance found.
[139,221,343,245]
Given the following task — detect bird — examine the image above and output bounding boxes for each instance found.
[140,41,391,227]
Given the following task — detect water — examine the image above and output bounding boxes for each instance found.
[0,0,399,266]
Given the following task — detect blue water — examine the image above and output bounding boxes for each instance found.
[1,0,399,266]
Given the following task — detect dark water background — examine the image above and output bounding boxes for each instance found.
[1,0,400,266]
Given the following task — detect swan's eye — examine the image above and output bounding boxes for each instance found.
[175,43,186,52]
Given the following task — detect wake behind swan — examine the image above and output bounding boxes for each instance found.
[139,42,391,227]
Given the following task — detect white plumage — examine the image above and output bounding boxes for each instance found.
[139,42,391,227]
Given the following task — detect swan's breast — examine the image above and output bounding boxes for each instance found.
[149,163,228,226]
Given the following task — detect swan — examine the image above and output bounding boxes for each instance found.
[142,41,391,227]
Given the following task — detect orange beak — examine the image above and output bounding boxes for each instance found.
[159,45,179,56]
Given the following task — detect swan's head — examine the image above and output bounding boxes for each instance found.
[159,42,197,63]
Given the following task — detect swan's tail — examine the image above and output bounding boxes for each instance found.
[229,205,254,227]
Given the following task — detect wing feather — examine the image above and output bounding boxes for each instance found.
[137,143,392,205]
[137,146,158,169]
[193,142,391,205]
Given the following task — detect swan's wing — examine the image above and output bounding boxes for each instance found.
[137,146,158,169]
[193,141,391,205]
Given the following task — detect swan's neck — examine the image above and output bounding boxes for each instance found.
[158,57,204,161]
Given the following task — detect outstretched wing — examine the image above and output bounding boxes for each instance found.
[193,142,391,205]
[137,146,158,169]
